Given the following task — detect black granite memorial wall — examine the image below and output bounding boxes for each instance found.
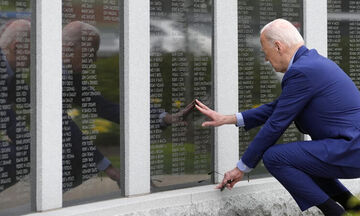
[328,0,360,88]
[238,0,304,176]
[62,0,121,204]
[150,0,213,190]
[0,1,32,214]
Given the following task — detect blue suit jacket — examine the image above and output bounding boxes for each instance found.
[241,46,360,169]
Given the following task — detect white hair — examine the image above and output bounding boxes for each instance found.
[260,18,304,47]
[62,21,100,47]
[0,19,31,49]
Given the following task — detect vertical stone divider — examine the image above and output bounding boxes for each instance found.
[120,0,150,196]
[213,0,239,183]
[31,0,63,211]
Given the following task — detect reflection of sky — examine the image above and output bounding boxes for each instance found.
[150,17,212,56]
[98,29,119,57]
[88,24,119,57]
[0,12,31,33]
[328,13,360,21]
[0,12,31,19]
[98,14,213,57]
[97,17,213,57]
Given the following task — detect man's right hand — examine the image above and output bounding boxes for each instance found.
[195,99,237,127]
[104,164,121,188]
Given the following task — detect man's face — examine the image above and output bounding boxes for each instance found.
[6,27,31,71]
[260,33,287,73]
[71,34,99,73]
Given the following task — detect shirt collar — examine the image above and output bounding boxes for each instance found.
[286,46,307,72]
[286,50,296,72]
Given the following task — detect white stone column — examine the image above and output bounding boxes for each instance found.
[213,0,239,182]
[32,0,63,211]
[303,0,327,141]
[304,0,327,56]
[120,0,150,196]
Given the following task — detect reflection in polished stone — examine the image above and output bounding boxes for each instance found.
[62,0,121,205]
[150,0,213,190]
[328,0,360,89]
[0,1,32,212]
[237,0,304,176]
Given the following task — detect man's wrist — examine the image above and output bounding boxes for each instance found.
[222,114,237,125]
[237,159,252,173]
[97,157,111,171]
[235,112,245,127]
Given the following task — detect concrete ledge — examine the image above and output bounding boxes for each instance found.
[26,177,360,216]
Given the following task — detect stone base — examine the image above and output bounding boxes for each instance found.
[25,178,360,216]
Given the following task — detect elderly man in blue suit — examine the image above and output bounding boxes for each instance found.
[196,18,360,216]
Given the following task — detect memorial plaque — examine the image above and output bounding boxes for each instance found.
[328,0,360,88]
[0,0,32,214]
[238,0,303,176]
[150,0,213,190]
[62,0,121,204]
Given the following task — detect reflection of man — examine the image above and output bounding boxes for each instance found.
[196,19,360,215]
[63,21,196,189]
[0,19,31,191]
[62,21,120,190]
[64,21,198,190]
[0,19,122,192]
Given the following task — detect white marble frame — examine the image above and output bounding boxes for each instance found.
[31,0,63,211]
[120,0,150,197]
[29,0,330,214]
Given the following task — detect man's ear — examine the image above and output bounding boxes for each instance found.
[9,39,19,57]
[274,41,281,51]
[274,41,285,55]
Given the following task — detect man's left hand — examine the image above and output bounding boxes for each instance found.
[216,167,244,190]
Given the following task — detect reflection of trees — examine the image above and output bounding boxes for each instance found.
[0,1,31,11]
[67,55,120,152]
[95,56,120,103]
[68,55,120,148]
[62,0,119,26]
